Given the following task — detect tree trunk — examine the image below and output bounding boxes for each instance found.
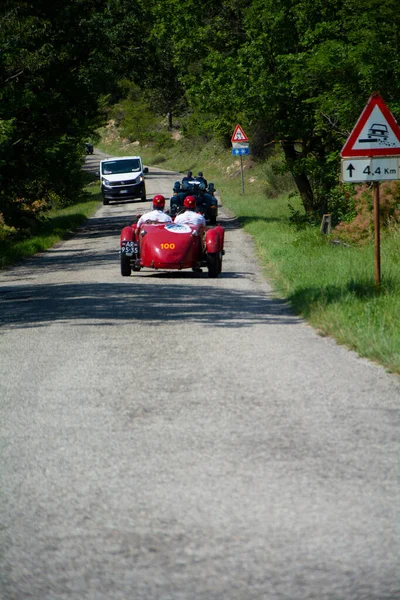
[167,111,173,130]
[282,141,314,214]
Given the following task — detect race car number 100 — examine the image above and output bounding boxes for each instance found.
[161,243,175,249]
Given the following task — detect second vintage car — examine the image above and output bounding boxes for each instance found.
[170,178,218,224]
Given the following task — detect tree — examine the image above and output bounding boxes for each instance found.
[0,0,152,227]
[153,0,400,215]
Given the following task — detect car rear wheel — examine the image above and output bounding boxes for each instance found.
[207,252,222,278]
[121,255,131,276]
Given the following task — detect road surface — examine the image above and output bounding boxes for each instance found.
[0,151,399,600]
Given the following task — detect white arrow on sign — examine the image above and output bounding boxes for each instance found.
[341,157,400,182]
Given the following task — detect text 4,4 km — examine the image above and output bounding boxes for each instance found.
[341,157,400,183]
[363,166,396,175]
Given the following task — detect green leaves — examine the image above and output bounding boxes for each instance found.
[0,0,153,227]
[1,0,400,227]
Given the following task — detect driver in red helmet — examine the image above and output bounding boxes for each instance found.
[136,194,172,229]
[174,195,206,227]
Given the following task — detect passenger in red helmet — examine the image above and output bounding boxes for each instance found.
[152,194,166,209]
[136,194,172,228]
[174,195,206,226]
[183,195,196,209]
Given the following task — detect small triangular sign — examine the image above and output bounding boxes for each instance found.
[231,124,249,143]
[341,93,400,157]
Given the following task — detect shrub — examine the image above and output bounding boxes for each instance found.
[0,212,16,241]
[327,184,357,226]
[153,131,175,150]
[333,182,400,245]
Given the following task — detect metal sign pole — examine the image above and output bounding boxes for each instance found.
[373,181,381,288]
[240,155,244,194]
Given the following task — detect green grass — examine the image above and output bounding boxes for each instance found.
[99,133,400,374]
[220,183,400,373]
[0,186,101,268]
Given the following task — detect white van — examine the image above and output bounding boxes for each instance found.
[100,156,148,205]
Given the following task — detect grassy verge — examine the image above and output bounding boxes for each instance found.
[0,184,101,269]
[229,193,400,374]
[99,131,400,374]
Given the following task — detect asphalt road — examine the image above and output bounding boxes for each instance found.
[1,151,399,600]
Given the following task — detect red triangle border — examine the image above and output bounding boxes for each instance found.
[231,124,249,143]
[341,93,400,157]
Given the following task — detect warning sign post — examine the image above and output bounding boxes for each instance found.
[231,124,250,194]
[341,93,400,287]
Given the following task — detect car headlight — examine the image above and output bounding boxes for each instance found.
[102,178,111,187]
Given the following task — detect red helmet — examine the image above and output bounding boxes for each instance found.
[152,194,165,209]
[184,195,196,210]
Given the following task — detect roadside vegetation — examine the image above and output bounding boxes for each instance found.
[0,175,100,268]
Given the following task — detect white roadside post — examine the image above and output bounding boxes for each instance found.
[340,92,400,288]
[231,125,250,194]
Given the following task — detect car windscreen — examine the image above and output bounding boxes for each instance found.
[101,159,141,175]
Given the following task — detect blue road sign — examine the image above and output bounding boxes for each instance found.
[232,147,250,156]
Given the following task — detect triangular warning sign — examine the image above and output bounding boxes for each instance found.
[341,93,400,157]
[231,124,249,143]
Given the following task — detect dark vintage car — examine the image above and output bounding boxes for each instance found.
[120,220,225,278]
[170,178,218,224]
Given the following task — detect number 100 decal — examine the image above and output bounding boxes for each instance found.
[160,243,175,250]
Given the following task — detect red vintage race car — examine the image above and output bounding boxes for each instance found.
[120,220,225,277]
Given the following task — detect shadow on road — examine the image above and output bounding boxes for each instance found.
[0,278,297,330]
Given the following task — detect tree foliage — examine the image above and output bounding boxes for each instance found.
[148,0,400,215]
[1,0,400,229]
[0,0,151,228]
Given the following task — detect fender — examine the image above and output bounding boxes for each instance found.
[120,224,137,246]
[205,225,224,254]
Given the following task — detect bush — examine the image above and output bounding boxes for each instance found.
[327,183,357,226]
[153,131,175,150]
[0,212,17,241]
[333,182,400,245]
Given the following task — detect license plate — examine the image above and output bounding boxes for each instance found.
[120,189,128,194]
[121,241,138,256]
